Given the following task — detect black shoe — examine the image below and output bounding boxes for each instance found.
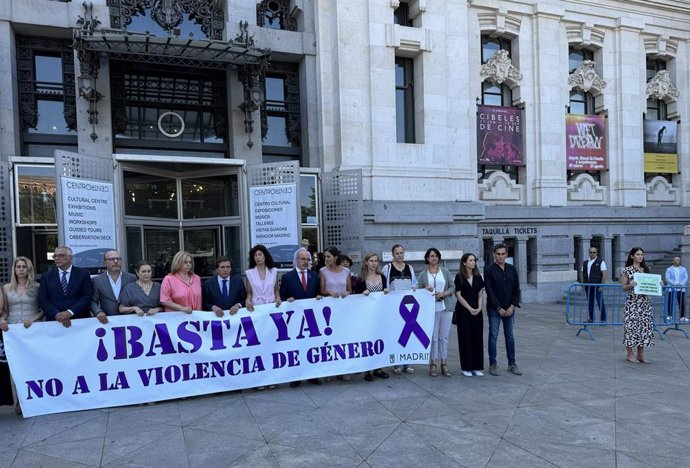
[373,369,389,379]
[289,381,301,388]
[364,372,374,382]
[307,378,322,386]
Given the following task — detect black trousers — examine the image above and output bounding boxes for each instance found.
[456,308,484,371]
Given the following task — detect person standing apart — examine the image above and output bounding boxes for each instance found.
[665,256,688,322]
[38,246,93,327]
[91,250,136,324]
[454,253,485,377]
[579,246,607,323]
[620,247,655,363]
[160,251,202,313]
[484,243,521,376]
[1,257,43,414]
[383,244,417,375]
[416,248,455,377]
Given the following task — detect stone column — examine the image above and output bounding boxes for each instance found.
[528,4,567,207]
[516,237,528,286]
[602,237,613,284]
[608,18,646,207]
[0,21,20,157]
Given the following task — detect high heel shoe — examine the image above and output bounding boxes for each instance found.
[441,364,451,377]
[429,364,438,377]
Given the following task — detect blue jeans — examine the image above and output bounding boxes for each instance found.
[488,309,516,366]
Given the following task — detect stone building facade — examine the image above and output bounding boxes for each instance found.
[0,0,688,301]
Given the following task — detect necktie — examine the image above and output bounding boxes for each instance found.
[222,279,228,302]
[300,270,307,292]
[61,271,68,295]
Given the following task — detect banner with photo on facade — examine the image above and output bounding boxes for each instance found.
[643,120,678,173]
[477,105,524,166]
[4,291,434,418]
[565,114,607,170]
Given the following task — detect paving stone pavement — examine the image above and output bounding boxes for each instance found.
[2,303,690,467]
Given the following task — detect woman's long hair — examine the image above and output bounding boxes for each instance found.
[249,244,275,269]
[625,247,650,273]
[9,256,38,292]
[359,252,381,279]
[170,251,193,274]
[458,253,480,280]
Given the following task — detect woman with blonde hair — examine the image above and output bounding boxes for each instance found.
[160,251,202,312]
[0,256,43,414]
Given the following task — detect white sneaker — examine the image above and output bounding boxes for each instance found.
[665,316,672,322]
[473,371,484,376]
[681,317,689,323]
[462,371,473,377]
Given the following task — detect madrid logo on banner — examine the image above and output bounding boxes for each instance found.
[477,105,524,166]
[4,291,435,418]
[565,114,607,170]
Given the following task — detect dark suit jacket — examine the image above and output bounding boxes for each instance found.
[280,269,320,301]
[202,275,247,311]
[91,271,137,316]
[39,266,94,320]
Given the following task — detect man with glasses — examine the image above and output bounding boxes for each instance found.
[39,246,94,328]
[579,246,607,323]
[92,250,137,324]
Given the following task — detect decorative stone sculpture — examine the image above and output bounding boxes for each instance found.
[480,49,522,86]
[646,70,680,101]
[568,60,606,93]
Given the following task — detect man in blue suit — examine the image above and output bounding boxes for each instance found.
[202,256,246,317]
[38,246,94,328]
[280,247,322,387]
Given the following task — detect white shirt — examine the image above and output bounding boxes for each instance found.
[586,259,607,277]
[108,273,122,300]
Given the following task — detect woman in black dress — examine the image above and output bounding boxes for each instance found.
[454,253,485,377]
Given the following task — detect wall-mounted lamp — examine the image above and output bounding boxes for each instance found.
[78,74,102,142]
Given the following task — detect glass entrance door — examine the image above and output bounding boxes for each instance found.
[121,162,243,279]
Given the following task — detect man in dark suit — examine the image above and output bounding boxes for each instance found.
[280,247,322,387]
[202,256,246,318]
[91,249,137,324]
[39,246,94,328]
[280,248,322,302]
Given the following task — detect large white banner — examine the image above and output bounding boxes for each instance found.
[248,183,299,264]
[60,177,116,268]
[4,291,434,417]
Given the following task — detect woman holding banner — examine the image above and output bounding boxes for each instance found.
[0,256,43,414]
[119,260,162,316]
[356,253,390,381]
[160,251,202,313]
[417,248,455,377]
[620,247,654,364]
[245,245,281,312]
[383,244,417,374]
[320,246,352,381]
[454,253,485,377]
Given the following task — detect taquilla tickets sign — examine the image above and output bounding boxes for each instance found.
[4,290,434,417]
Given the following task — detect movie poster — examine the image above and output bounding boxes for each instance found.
[643,120,678,173]
[565,114,607,170]
[477,105,524,166]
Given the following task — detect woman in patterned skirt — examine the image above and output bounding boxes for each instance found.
[620,247,655,363]
[355,253,390,381]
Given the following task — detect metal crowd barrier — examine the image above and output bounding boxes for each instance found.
[565,283,689,341]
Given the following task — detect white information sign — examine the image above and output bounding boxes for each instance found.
[633,273,662,296]
[249,183,299,263]
[61,177,116,268]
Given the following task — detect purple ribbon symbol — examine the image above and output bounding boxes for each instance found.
[398,295,430,348]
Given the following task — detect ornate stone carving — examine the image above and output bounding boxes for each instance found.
[107,0,224,40]
[567,173,605,204]
[646,176,678,204]
[480,49,522,86]
[646,70,679,101]
[478,171,523,203]
[568,60,606,94]
[257,0,298,31]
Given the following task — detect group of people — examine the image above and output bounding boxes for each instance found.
[0,242,525,415]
